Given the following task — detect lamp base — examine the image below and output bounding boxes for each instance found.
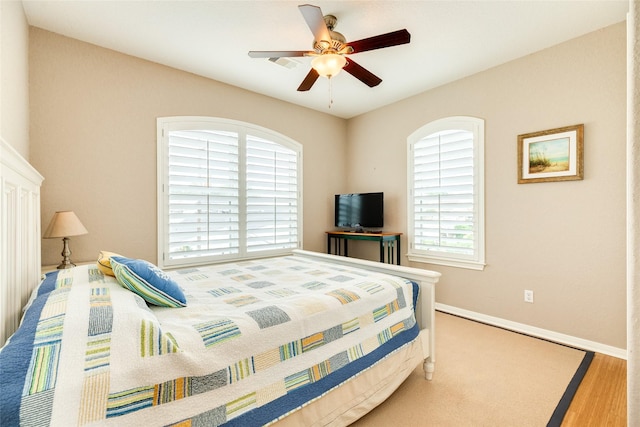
[56,237,76,269]
[56,261,76,269]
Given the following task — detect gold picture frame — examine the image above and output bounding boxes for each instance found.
[517,124,584,184]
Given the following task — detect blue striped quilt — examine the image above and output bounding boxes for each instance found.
[0,255,420,426]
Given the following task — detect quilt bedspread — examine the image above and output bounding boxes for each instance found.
[0,255,420,426]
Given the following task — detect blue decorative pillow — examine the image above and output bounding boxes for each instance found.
[110,256,187,308]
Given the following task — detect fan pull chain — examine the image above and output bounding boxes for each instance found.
[328,76,334,109]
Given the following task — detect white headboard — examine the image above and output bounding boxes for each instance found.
[0,138,44,346]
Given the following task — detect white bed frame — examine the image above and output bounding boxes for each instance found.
[0,141,440,423]
[0,140,441,385]
[0,139,44,347]
[291,249,441,380]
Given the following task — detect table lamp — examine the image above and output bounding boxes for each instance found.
[43,211,88,269]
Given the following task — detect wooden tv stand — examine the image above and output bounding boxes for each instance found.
[326,231,402,265]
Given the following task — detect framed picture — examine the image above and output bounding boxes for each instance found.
[517,124,584,184]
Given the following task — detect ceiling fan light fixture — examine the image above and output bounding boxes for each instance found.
[311,53,347,78]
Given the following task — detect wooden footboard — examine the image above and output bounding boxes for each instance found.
[291,249,441,379]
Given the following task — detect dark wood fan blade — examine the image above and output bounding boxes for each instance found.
[343,59,382,87]
[248,51,309,58]
[297,68,320,91]
[298,4,331,43]
[346,29,411,54]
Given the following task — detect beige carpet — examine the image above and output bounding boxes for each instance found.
[351,311,587,427]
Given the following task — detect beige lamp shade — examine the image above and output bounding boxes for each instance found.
[43,211,88,239]
[43,211,88,269]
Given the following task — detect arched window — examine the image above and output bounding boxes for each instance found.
[407,116,485,270]
[157,117,302,268]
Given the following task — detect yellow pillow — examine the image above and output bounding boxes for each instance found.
[97,251,122,276]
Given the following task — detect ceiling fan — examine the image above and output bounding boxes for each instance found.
[248,4,411,92]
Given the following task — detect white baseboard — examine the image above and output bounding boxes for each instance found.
[436,303,627,360]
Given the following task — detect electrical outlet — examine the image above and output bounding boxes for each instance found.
[524,290,534,303]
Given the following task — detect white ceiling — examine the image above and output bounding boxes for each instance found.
[21,0,628,119]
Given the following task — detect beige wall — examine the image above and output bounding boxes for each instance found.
[1,0,29,158]
[347,23,627,349]
[29,28,347,266]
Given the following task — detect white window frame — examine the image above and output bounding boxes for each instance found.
[407,116,485,270]
[157,116,303,268]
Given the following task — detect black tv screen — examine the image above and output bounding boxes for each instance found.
[334,192,384,231]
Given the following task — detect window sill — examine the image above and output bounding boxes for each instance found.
[407,253,485,271]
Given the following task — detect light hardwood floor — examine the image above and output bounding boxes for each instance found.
[561,353,627,426]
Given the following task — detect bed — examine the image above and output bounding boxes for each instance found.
[0,248,440,426]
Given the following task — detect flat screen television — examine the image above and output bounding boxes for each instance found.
[334,192,384,231]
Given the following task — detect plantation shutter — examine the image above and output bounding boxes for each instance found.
[412,129,476,256]
[162,122,301,267]
[246,134,298,252]
[167,130,240,261]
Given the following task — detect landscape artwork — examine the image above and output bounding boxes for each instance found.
[517,124,584,184]
[528,137,570,174]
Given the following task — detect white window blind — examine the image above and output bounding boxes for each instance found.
[408,117,485,270]
[167,130,240,260]
[158,118,302,268]
[246,135,298,252]
[413,130,474,254]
